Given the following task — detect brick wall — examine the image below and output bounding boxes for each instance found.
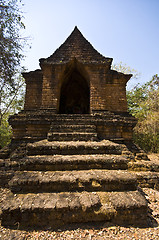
[23,70,43,110]
[85,65,129,112]
[23,60,131,113]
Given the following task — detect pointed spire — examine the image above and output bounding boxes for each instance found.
[73,26,82,33]
[40,27,112,66]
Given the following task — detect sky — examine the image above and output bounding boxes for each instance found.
[22,0,159,89]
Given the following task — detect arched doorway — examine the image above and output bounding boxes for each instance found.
[59,69,90,114]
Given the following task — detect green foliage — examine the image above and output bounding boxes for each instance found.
[0,0,26,87]
[0,0,27,148]
[0,112,12,148]
[127,74,159,153]
[1,74,25,116]
[0,74,25,148]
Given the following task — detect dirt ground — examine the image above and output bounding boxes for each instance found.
[148,153,159,162]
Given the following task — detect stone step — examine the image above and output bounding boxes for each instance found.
[27,140,124,156]
[20,155,129,171]
[52,114,92,118]
[47,132,98,141]
[1,190,148,229]
[128,160,159,172]
[9,170,137,193]
[50,113,114,121]
[48,113,123,124]
[134,171,159,189]
[51,114,95,121]
[51,118,94,125]
[49,124,96,133]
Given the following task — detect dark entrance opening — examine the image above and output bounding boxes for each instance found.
[59,70,90,114]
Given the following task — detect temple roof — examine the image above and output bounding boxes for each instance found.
[40,26,112,65]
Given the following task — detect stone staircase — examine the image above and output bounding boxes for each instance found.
[47,114,97,141]
[0,115,148,229]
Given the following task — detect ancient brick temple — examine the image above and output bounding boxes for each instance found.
[1,27,157,229]
[9,26,136,142]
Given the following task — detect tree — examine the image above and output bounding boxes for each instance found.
[0,0,27,148]
[113,62,159,152]
[127,74,159,153]
[0,0,25,87]
[0,74,25,148]
[112,61,141,90]
[112,61,140,79]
